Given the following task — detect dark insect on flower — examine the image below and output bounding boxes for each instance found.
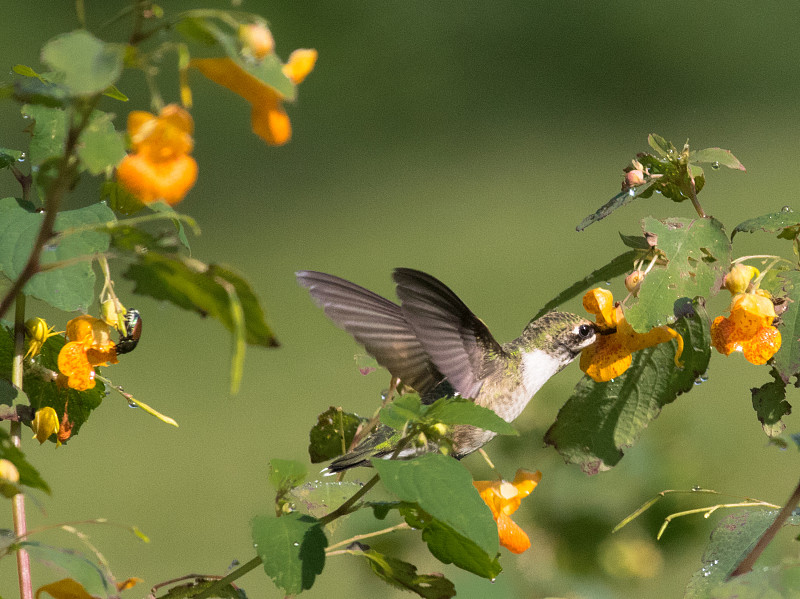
[115,310,142,355]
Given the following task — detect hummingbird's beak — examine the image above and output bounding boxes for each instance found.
[596,324,617,336]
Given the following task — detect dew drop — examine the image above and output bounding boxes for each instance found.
[17,152,26,162]
[711,161,720,170]
[293,542,300,547]
[128,400,137,408]
[782,205,793,213]
[628,188,636,197]
[692,485,702,491]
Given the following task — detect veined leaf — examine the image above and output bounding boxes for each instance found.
[308,406,367,463]
[773,270,800,383]
[751,369,791,438]
[731,209,800,239]
[41,30,124,96]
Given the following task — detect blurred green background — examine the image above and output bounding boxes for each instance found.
[2,1,799,598]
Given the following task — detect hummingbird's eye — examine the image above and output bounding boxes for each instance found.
[577,323,595,339]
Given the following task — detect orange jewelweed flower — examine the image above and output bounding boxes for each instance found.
[57,315,119,391]
[116,104,198,205]
[580,288,683,382]
[711,292,781,365]
[473,469,541,554]
[190,48,317,146]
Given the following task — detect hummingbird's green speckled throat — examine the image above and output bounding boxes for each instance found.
[297,268,597,471]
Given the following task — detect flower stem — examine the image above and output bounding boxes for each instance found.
[188,556,262,599]
[728,477,800,578]
[11,294,33,599]
[325,522,410,552]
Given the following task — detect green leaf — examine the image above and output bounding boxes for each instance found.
[576,183,656,231]
[700,560,800,599]
[41,30,124,96]
[19,541,114,597]
[619,232,653,250]
[545,298,711,474]
[103,84,128,102]
[147,201,192,251]
[251,512,327,595]
[308,406,368,463]
[268,459,307,494]
[0,147,23,169]
[0,428,49,493]
[122,252,278,347]
[774,270,800,382]
[21,104,66,166]
[76,110,125,174]
[13,64,48,83]
[689,147,746,171]
[100,180,146,215]
[371,453,499,556]
[360,548,456,598]
[152,579,247,599]
[625,217,730,332]
[425,397,517,436]
[684,509,800,598]
[13,76,68,107]
[533,250,639,319]
[751,369,791,437]
[288,481,364,518]
[731,209,800,239]
[418,517,502,579]
[0,198,115,312]
[379,394,425,430]
[648,133,676,157]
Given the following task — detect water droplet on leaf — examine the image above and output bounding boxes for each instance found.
[782,205,793,213]
[711,161,720,170]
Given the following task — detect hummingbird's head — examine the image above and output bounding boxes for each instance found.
[520,311,598,364]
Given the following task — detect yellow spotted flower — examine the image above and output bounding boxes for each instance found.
[24,317,61,359]
[580,288,683,382]
[31,406,59,444]
[190,48,317,146]
[473,469,541,554]
[711,292,781,365]
[57,315,119,391]
[116,104,198,205]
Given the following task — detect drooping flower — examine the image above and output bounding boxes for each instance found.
[711,292,781,365]
[0,458,20,497]
[116,104,198,205]
[580,288,683,382]
[31,406,59,444]
[24,317,61,359]
[57,315,119,391]
[238,23,275,60]
[190,48,317,146]
[473,469,541,554]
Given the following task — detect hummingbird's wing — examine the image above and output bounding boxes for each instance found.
[393,268,506,400]
[296,271,443,393]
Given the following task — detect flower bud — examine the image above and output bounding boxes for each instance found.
[0,459,20,498]
[625,270,644,295]
[415,432,428,448]
[431,423,449,436]
[239,23,275,60]
[31,407,59,444]
[724,264,759,295]
[622,169,646,190]
[101,299,123,327]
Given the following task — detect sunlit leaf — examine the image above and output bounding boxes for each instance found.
[21,104,66,166]
[0,147,23,169]
[76,111,125,174]
[372,453,499,556]
[41,30,124,96]
[36,578,95,599]
[0,198,115,312]
[268,459,306,494]
[625,217,730,332]
[251,512,327,595]
[545,299,710,474]
[424,397,517,436]
[308,406,367,463]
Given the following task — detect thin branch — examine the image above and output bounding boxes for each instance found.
[325,522,410,552]
[188,556,262,599]
[729,477,800,578]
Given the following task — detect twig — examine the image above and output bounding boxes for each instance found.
[325,522,410,552]
[728,477,800,578]
[687,170,707,218]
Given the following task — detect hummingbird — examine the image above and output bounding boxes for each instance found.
[296,268,598,471]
